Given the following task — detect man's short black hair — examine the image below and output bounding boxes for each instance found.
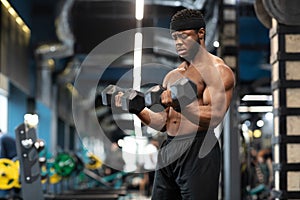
[170,9,206,31]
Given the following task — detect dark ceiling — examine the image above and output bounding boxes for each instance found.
[71,1,177,54]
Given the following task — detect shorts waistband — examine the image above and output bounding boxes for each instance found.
[167,129,214,141]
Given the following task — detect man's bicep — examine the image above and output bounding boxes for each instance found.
[201,87,211,105]
[223,70,235,108]
[202,84,229,116]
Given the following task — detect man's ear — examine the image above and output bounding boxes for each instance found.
[198,28,205,40]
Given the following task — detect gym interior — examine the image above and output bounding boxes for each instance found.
[0,0,299,199]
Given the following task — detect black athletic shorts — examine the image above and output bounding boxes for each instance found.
[151,130,221,200]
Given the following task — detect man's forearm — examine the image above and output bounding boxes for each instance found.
[137,108,167,131]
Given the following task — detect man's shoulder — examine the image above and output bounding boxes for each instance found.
[210,54,233,72]
[163,64,185,85]
[210,54,225,65]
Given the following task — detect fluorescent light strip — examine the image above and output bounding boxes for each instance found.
[8,7,16,16]
[1,0,31,34]
[133,32,143,137]
[135,0,144,20]
[0,0,10,8]
[242,95,272,101]
[133,32,142,91]
[238,106,273,113]
[16,17,23,26]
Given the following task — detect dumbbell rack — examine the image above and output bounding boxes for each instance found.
[15,123,44,200]
[14,123,126,200]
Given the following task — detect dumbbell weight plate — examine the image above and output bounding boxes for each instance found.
[121,89,145,114]
[53,153,76,177]
[101,85,123,106]
[85,153,102,170]
[170,78,197,111]
[0,159,20,190]
[144,85,166,112]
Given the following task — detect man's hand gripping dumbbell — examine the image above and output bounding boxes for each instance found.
[101,77,198,114]
[145,77,198,112]
[101,84,145,114]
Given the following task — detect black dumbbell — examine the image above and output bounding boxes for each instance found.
[144,78,197,112]
[101,84,125,106]
[170,78,197,111]
[144,85,166,112]
[101,85,145,114]
[121,89,145,114]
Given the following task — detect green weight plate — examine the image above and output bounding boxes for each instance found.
[53,153,76,177]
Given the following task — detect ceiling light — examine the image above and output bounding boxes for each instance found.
[135,0,144,20]
[15,17,23,26]
[213,41,220,48]
[133,32,142,91]
[265,112,273,121]
[256,120,264,128]
[253,129,262,138]
[1,0,10,9]
[8,7,16,16]
[242,95,272,101]
[238,106,273,113]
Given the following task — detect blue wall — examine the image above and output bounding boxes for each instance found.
[7,83,27,137]
[239,50,270,81]
[239,16,270,81]
[239,17,269,45]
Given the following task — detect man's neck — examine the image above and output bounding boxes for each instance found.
[191,45,209,67]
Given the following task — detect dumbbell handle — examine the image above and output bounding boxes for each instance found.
[102,78,197,113]
[144,78,197,111]
[102,85,146,114]
[101,85,126,106]
[144,85,165,107]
